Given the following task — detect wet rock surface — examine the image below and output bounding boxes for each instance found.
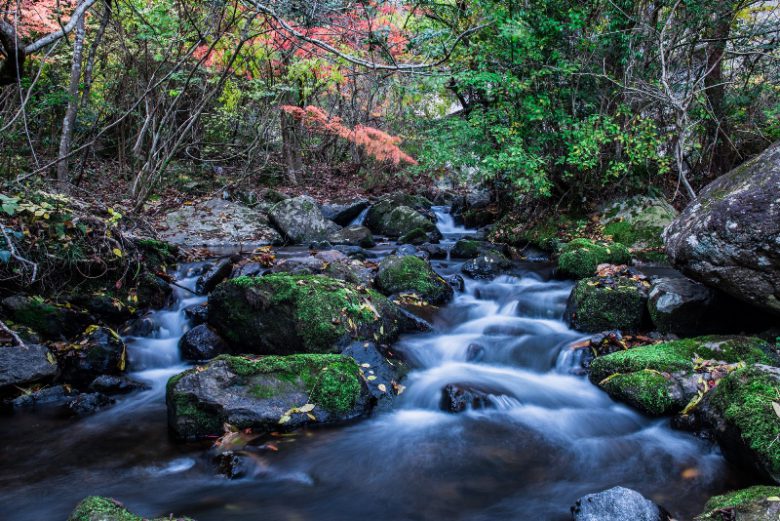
[571,486,670,521]
[178,324,229,361]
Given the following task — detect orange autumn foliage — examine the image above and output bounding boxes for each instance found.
[282,105,417,166]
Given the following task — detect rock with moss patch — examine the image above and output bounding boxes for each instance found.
[695,364,780,483]
[167,354,371,440]
[462,250,513,279]
[451,239,482,259]
[1,296,93,340]
[557,239,631,279]
[565,276,649,332]
[600,196,677,261]
[364,194,439,239]
[269,195,339,244]
[695,486,780,520]
[208,274,400,354]
[68,495,193,521]
[590,336,773,416]
[398,227,430,245]
[54,326,127,387]
[375,255,453,305]
[664,142,780,315]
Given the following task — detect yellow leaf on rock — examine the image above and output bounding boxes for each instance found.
[112,248,123,257]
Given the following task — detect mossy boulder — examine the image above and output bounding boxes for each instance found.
[557,239,631,279]
[364,194,438,239]
[398,227,429,245]
[696,365,780,483]
[600,196,677,261]
[461,250,513,279]
[328,224,375,248]
[490,213,585,251]
[565,276,649,332]
[54,326,127,387]
[208,274,400,354]
[1,295,92,340]
[166,353,370,440]
[269,195,339,244]
[68,496,193,521]
[590,336,773,416]
[451,239,482,259]
[375,255,453,305]
[695,486,780,520]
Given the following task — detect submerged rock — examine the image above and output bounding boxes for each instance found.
[439,383,497,413]
[68,392,114,416]
[167,354,371,440]
[695,364,780,483]
[664,142,780,315]
[557,239,631,280]
[208,274,400,355]
[375,255,453,305]
[11,384,78,409]
[571,486,670,521]
[89,374,149,395]
[565,276,649,332]
[183,303,209,326]
[695,485,780,520]
[178,324,229,361]
[68,496,193,521]
[0,343,57,388]
[269,195,338,244]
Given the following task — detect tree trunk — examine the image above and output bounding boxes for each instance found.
[56,15,87,189]
[281,108,303,185]
[704,12,734,178]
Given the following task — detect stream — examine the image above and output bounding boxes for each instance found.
[0,209,747,520]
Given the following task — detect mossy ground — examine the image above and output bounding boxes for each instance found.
[590,336,772,382]
[376,256,451,304]
[700,485,780,515]
[709,366,780,478]
[68,496,192,521]
[557,238,631,279]
[218,274,392,352]
[601,370,677,415]
[220,353,362,413]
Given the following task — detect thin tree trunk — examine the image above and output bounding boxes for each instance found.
[704,12,733,178]
[281,108,303,185]
[56,15,87,189]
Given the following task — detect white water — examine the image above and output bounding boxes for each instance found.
[349,207,370,226]
[432,205,474,242]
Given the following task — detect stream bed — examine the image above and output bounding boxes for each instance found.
[0,214,750,521]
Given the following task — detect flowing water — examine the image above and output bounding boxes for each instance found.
[0,215,747,521]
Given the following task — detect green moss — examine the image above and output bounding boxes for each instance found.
[452,239,481,259]
[600,370,677,415]
[68,496,192,521]
[219,354,362,413]
[709,366,780,477]
[603,221,666,262]
[558,238,631,279]
[567,276,647,332]
[376,255,452,304]
[701,486,780,515]
[590,336,772,382]
[398,227,428,245]
[171,392,222,435]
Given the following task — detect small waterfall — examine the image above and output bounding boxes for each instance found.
[432,205,475,242]
[349,207,370,226]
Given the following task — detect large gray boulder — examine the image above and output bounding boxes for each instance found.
[571,486,669,521]
[664,143,780,315]
[647,276,717,334]
[0,343,57,388]
[269,195,339,244]
[161,198,281,248]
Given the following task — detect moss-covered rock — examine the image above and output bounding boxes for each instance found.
[68,496,193,521]
[375,255,453,305]
[591,336,774,416]
[135,272,172,309]
[490,213,586,251]
[557,239,631,279]
[600,196,676,262]
[451,239,482,259]
[54,326,128,387]
[1,295,92,340]
[208,274,400,354]
[398,227,429,245]
[166,354,371,440]
[695,486,780,520]
[364,194,438,239]
[565,276,649,332]
[697,365,780,483]
[590,336,773,382]
[461,250,513,279]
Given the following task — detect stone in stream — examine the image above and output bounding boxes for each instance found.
[375,255,454,305]
[342,341,408,411]
[328,224,375,248]
[183,303,209,326]
[136,272,173,310]
[647,276,718,335]
[195,258,233,295]
[417,242,448,260]
[398,227,431,246]
[439,384,500,413]
[271,251,374,286]
[695,485,780,520]
[556,238,631,280]
[445,274,466,292]
[571,486,671,521]
[178,324,229,361]
[589,336,774,416]
[664,141,780,316]
[10,384,79,409]
[466,343,486,362]
[121,315,158,336]
[269,195,340,244]
[364,197,440,240]
[161,197,281,248]
[564,275,650,333]
[68,496,194,521]
[693,364,780,484]
[68,392,114,416]
[1,295,93,340]
[54,326,127,387]
[0,343,58,388]
[461,250,513,279]
[320,198,370,226]
[167,354,371,440]
[89,374,149,395]
[208,274,401,355]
